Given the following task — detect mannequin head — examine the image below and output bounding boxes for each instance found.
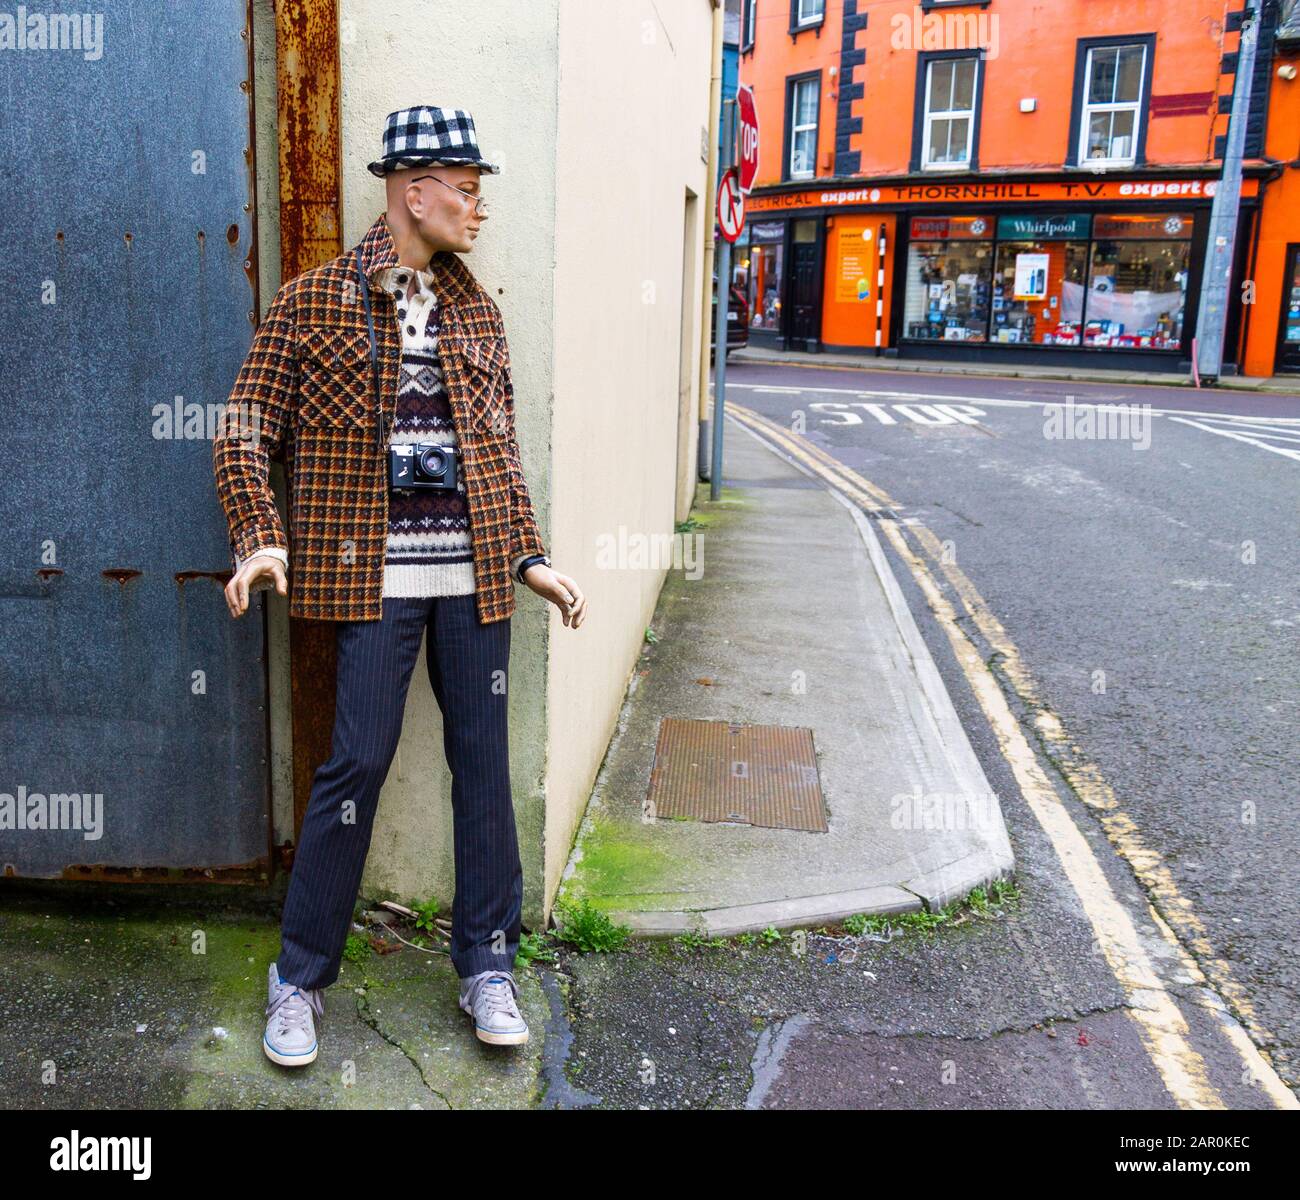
[384,162,488,265]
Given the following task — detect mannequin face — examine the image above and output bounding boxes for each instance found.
[394,163,487,255]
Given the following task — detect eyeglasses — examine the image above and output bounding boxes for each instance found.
[410,174,488,215]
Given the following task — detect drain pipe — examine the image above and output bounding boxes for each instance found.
[698,0,724,481]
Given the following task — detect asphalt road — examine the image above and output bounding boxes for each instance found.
[552,363,1299,1114]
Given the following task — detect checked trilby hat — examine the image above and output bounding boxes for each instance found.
[367,105,501,177]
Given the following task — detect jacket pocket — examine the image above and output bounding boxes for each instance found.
[460,336,510,435]
[298,327,375,427]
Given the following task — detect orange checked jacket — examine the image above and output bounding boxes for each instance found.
[212,213,546,623]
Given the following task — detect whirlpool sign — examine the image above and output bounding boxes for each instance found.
[994,214,1092,240]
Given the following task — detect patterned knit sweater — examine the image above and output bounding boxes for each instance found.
[377,262,476,596]
[239,259,532,594]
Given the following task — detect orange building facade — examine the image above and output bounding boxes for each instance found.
[732,0,1300,376]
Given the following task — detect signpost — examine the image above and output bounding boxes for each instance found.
[1195,10,1257,381]
[736,84,759,195]
[710,100,744,500]
[717,168,744,243]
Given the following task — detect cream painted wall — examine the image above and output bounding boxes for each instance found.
[545,1,716,912]
[337,1,562,921]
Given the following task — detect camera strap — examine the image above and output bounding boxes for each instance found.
[354,247,386,454]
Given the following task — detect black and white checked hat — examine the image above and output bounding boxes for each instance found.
[367,106,501,177]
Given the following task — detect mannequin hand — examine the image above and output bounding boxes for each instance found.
[523,564,587,628]
[225,554,287,618]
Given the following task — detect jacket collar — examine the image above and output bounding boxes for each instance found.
[353,212,485,316]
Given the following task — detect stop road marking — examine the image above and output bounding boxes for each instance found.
[808,402,987,426]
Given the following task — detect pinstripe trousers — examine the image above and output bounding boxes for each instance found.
[275,595,523,990]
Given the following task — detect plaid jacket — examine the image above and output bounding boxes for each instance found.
[213,213,546,623]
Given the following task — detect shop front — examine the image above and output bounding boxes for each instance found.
[902,209,1197,357]
[731,215,826,351]
[740,175,1259,372]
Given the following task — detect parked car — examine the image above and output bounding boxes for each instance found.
[710,276,749,361]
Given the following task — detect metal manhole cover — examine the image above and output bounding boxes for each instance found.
[646,717,826,832]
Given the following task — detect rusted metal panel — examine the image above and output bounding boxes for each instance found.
[646,718,828,832]
[57,858,271,885]
[275,0,343,280]
[0,2,271,879]
[276,0,344,829]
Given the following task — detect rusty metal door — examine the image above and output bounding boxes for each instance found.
[0,3,271,882]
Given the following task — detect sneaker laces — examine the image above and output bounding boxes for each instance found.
[268,980,324,1035]
[474,975,520,1020]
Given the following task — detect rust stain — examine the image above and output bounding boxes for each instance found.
[36,568,64,581]
[59,859,271,884]
[277,0,343,833]
[175,569,233,586]
[101,568,142,585]
[276,0,343,280]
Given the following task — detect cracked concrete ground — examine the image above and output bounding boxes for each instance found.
[0,894,541,1110]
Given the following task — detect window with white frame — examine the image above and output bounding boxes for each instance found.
[922,57,978,170]
[788,77,818,179]
[796,0,824,27]
[743,0,756,51]
[1079,43,1147,164]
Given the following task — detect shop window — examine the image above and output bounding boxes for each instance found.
[992,214,1091,344]
[919,56,980,171]
[1074,41,1151,166]
[786,75,819,180]
[1080,212,1193,349]
[748,221,786,332]
[901,209,1192,352]
[903,216,994,342]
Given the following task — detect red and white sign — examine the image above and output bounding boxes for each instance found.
[717,168,745,243]
[736,84,760,195]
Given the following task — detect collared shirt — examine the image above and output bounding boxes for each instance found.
[375,263,438,343]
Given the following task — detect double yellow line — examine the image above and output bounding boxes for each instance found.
[725,399,1297,1111]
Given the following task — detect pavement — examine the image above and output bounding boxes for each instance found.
[557,411,1016,937]
[729,344,1300,394]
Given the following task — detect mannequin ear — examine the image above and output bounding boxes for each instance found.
[402,179,425,220]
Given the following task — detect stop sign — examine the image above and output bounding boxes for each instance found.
[736,84,760,194]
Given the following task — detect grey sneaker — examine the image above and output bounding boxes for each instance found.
[459,970,528,1045]
[263,962,324,1067]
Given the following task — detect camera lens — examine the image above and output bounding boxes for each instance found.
[419,446,447,476]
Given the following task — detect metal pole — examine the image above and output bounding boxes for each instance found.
[710,99,735,501]
[697,1,724,484]
[1195,9,1257,381]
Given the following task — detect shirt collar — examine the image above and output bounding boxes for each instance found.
[376,263,436,299]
